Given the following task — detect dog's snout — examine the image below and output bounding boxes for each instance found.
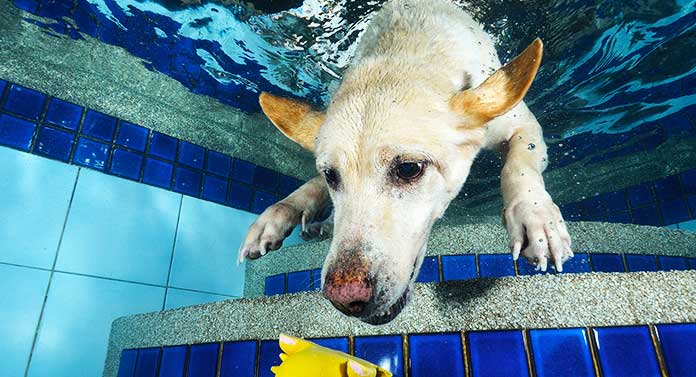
[322,257,374,317]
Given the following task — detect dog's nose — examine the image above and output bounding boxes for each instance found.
[323,263,373,317]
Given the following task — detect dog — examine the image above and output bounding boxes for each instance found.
[238,0,573,325]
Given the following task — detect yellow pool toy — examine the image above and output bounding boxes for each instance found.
[270,334,392,377]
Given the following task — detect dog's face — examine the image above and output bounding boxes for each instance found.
[259,40,542,324]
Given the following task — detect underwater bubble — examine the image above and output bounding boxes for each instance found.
[538,238,544,243]
[528,143,536,150]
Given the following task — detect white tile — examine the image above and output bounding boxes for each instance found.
[164,288,234,310]
[678,219,696,232]
[0,264,50,377]
[0,147,78,269]
[169,197,255,296]
[27,272,164,377]
[56,169,181,285]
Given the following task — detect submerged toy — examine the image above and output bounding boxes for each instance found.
[271,334,392,377]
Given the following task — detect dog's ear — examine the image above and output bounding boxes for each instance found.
[450,38,543,123]
[259,92,325,152]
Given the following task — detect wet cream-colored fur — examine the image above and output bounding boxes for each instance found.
[239,0,572,324]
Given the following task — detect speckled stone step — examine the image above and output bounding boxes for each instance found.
[104,270,696,377]
[243,218,696,297]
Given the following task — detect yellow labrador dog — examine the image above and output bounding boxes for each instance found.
[238,0,573,325]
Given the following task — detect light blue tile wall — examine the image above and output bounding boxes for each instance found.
[0,147,78,269]
[56,169,181,285]
[0,264,50,377]
[0,145,296,376]
[26,272,165,377]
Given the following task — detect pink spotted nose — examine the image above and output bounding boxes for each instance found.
[322,259,374,317]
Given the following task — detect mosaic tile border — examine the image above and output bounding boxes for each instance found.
[0,79,304,214]
[560,167,696,227]
[115,323,696,377]
[265,253,696,296]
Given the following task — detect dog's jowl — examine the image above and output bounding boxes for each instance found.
[239,0,573,325]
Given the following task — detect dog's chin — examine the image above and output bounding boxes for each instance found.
[361,287,411,325]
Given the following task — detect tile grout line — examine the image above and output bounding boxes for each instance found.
[162,194,185,311]
[648,324,670,377]
[23,167,81,377]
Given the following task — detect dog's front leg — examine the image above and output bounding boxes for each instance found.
[500,124,573,271]
[238,176,330,263]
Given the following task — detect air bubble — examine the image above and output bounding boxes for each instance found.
[528,143,536,150]
[538,238,544,243]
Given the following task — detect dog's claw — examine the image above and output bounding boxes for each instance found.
[237,202,302,263]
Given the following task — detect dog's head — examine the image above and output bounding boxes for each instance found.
[259,40,542,324]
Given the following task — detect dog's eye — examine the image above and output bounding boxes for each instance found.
[396,162,425,181]
[323,168,340,189]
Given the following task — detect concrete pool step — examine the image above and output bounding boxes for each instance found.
[243,218,696,297]
[105,270,696,377]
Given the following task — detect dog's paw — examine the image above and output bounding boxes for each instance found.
[300,217,333,241]
[503,191,573,272]
[238,202,302,263]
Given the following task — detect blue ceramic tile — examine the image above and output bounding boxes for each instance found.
[164,288,232,310]
[287,270,312,293]
[627,184,654,208]
[607,211,632,224]
[517,257,547,275]
[109,148,143,181]
[253,190,276,214]
[0,148,78,268]
[27,273,164,377]
[72,137,109,171]
[228,182,253,211]
[591,254,625,272]
[601,191,629,213]
[187,343,219,377]
[253,165,278,192]
[116,121,148,152]
[82,110,117,142]
[593,326,660,377]
[310,338,349,353]
[232,158,255,184]
[560,202,582,221]
[179,141,205,169]
[0,79,5,94]
[44,98,82,131]
[57,169,180,284]
[680,219,696,232]
[580,196,604,218]
[409,333,464,377]
[206,150,231,178]
[441,254,477,281]
[0,114,36,151]
[149,132,178,160]
[354,335,404,377]
[653,175,683,202]
[312,268,322,291]
[468,330,529,377]
[563,253,591,273]
[3,84,45,120]
[660,199,690,225]
[479,254,515,277]
[688,195,696,218]
[158,346,187,377]
[134,348,161,377]
[0,265,50,377]
[201,175,228,204]
[681,169,696,194]
[658,256,688,271]
[174,166,202,196]
[529,328,594,377]
[265,274,286,296]
[142,157,174,189]
[632,204,662,226]
[117,349,138,377]
[278,174,299,197]
[625,254,658,272]
[169,197,253,296]
[655,323,696,377]
[416,256,440,282]
[33,126,74,162]
[220,341,256,377]
[14,0,39,13]
[258,340,282,377]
